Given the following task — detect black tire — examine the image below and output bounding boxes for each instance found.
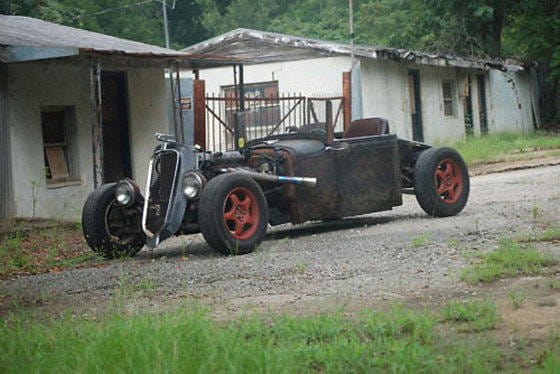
[198,173,268,255]
[414,147,470,217]
[82,183,146,259]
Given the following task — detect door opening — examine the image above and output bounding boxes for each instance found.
[408,70,424,141]
[101,72,132,183]
[477,74,488,135]
[464,74,474,136]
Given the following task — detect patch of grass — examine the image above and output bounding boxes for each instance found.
[440,299,499,332]
[548,278,560,291]
[0,305,506,373]
[0,222,96,277]
[508,288,527,309]
[461,239,557,284]
[517,227,560,243]
[446,131,560,166]
[411,233,431,247]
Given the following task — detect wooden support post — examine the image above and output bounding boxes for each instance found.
[343,71,352,130]
[326,100,334,143]
[193,79,206,149]
[89,58,103,188]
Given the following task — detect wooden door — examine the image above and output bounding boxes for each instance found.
[408,70,424,141]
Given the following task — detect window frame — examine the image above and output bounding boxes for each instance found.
[40,106,80,188]
[441,79,456,117]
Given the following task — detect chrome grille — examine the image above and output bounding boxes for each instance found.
[145,150,179,234]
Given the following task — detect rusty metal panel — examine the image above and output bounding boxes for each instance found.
[335,135,402,216]
[194,79,206,148]
[295,135,402,222]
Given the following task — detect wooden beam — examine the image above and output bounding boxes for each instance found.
[343,71,352,130]
[193,79,206,149]
[89,58,103,188]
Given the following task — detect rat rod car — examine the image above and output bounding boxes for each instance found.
[82,117,469,258]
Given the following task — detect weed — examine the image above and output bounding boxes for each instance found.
[517,227,560,243]
[411,233,430,247]
[293,261,308,273]
[461,239,557,284]
[115,271,156,299]
[548,278,560,291]
[447,238,460,247]
[508,288,527,309]
[440,299,498,332]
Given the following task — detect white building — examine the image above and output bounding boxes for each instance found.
[183,29,539,145]
[0,16,226,221]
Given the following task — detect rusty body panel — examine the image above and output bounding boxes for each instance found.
[245,134,402,224]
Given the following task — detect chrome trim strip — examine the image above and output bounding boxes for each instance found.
[142,158,155,238]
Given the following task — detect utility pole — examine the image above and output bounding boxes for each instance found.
[349,0,355,67]
[162,0,170,48]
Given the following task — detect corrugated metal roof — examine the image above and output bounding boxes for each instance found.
[0,15,181,55]
[183,28,529,71]
[0,15,248,68]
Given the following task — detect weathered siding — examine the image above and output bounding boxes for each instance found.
[488,69,534,133]
[7,62,169,220]
[127,68,169,193]
[8,61,93,219]
[199,56,352,97]
[0,63,12,220]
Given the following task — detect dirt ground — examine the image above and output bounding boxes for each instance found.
[1,165,559,347]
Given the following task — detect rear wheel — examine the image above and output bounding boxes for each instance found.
[82,183,146,259]
[198,173,268,255]
[414,147,469,217]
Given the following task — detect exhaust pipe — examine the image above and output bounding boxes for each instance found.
[225,168,317,187]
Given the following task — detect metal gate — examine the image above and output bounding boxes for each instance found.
[204,94,345,152]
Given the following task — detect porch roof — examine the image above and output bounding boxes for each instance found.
[182,28,530,72]
[0,15,243,68]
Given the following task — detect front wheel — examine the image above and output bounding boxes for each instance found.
[82,183,146,259]
[414,147,470,217]
[198,173,268,255]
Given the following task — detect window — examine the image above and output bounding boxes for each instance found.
[41,106,78,185]
[221,81,280,128]
[442,80,455,117]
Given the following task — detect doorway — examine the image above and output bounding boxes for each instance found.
[477,74,488,135]
[464,74,474,135]
[101,71,132,183]
[408,70,424,141]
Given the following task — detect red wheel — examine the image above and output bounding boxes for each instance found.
[223,187,260,240]
[199,173,268,255]
[435,158,464,204]
[414,147,470,217]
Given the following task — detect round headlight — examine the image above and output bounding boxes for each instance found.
[182,172,204,199]
[114,180,135,206]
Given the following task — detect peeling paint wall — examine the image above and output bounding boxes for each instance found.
[7,62,169,220]
[8,62,93,219]
[487,69,534,134]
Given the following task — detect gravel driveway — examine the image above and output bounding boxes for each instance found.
[3,165,560,314]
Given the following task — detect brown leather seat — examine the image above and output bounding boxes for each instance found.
[343,118,389,138]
